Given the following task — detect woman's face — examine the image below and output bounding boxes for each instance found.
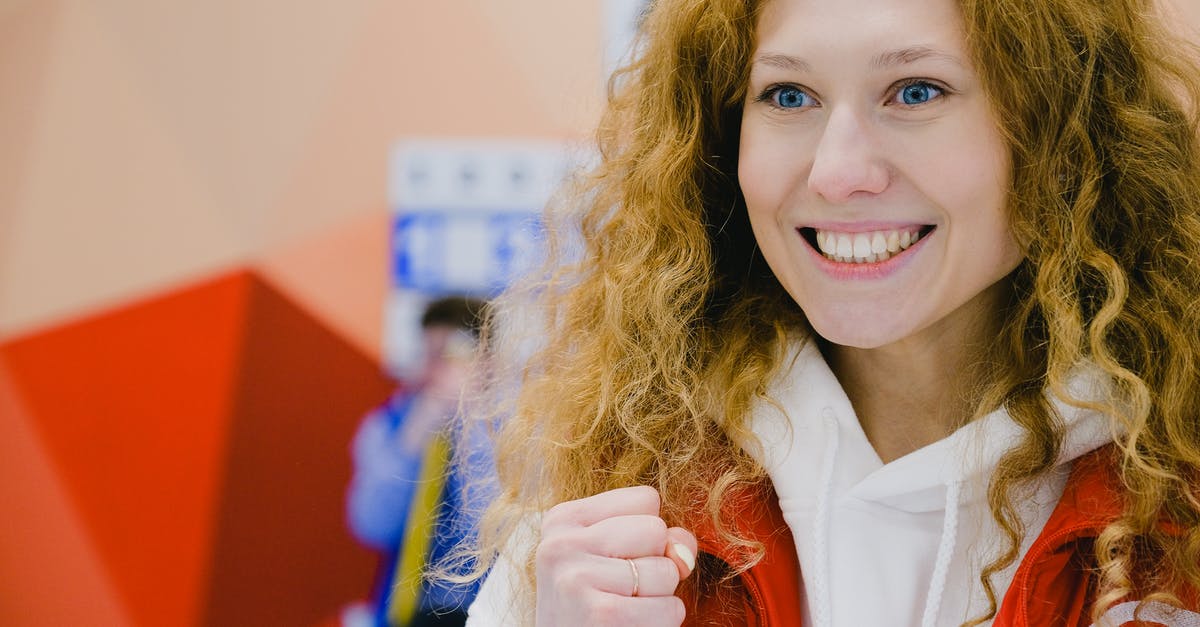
[738,0,1023,350]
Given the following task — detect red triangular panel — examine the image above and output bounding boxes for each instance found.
[0,357,133,626]
[1,271,251,627]
[200,273,391,627]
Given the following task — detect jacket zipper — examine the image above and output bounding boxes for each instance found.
[1008,523,1099,627]
[742,566,771,627]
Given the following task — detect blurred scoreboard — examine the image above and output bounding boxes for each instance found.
[385,139,575,377]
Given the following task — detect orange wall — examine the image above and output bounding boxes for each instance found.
[0,0,607,358]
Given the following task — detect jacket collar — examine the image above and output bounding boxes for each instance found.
[1035,444,1125,541]
[689,480,803,627]
[993,445,1125,627]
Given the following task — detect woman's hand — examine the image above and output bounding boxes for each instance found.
[535,486,698,626]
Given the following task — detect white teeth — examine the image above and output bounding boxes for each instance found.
[817,231,837,255]
[852,234,871,259]
[836,235,853,258]
[812,227,928,264]
[871,232,887,254]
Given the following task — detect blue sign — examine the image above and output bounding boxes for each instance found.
[392,210,543,295]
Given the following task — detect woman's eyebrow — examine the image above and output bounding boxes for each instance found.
[871,45,965,69]
[751,52,810,73]
[751,46,964,73]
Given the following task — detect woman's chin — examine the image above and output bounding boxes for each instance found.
[806,316,911,350]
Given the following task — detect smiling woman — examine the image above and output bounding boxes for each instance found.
[458,0,1200,626]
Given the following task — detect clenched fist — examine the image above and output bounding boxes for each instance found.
[535,486,698,626]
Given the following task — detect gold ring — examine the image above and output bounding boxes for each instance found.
[625,558,640,597]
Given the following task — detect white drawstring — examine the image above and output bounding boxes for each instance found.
[811,409,839,627]
[921,480,962,627]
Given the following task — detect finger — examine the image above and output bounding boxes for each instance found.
[590,555,680,598]
[536,513,665,575]
[664,527,698,580]
[581,514,669,558]
[542,486,660,530]
[585,591,686,627]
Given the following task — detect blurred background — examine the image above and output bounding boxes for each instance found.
[0,1,646,625]
[1,1,1198,626]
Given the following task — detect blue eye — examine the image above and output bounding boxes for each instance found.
[771,86,815,109]
[896,81,942,106]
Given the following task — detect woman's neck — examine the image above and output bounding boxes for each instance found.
[823,282,1010,464]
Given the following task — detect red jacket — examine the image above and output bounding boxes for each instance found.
[680,446,1196,626]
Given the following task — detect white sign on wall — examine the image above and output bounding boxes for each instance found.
[385,139,575,377]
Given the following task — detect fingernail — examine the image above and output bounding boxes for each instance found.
[672,543,696,572]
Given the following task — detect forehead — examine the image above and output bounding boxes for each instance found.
[753,0,968,59]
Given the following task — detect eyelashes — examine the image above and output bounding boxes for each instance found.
[890,80,946,106]
[754,79,952,111]
[757,84,817,109]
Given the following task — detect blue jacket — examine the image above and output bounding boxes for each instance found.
[347,391,492,623]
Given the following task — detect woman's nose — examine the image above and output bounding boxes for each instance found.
[806,108,890,203]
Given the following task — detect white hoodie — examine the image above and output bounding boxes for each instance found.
[467,339,1116,626]
[751,339,1115,627]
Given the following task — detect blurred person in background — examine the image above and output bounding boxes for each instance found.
[346,296,491,627]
